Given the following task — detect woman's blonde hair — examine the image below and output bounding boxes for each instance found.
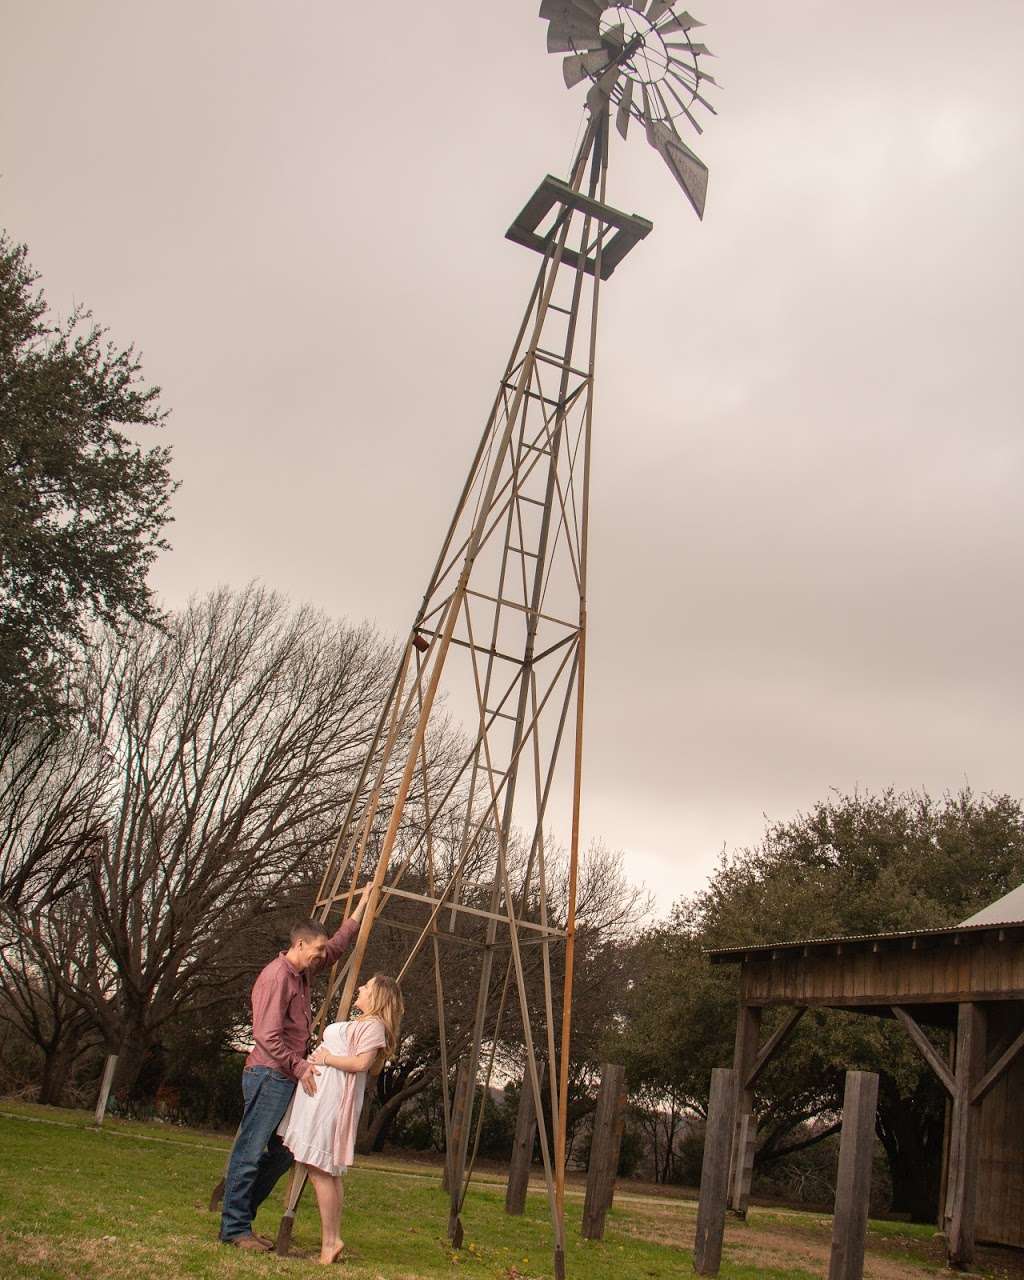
[359,973,403,1071]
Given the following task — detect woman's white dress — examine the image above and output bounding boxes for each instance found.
[277,1017,386,1176]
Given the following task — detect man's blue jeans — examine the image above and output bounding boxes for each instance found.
[220,1065,296,1242]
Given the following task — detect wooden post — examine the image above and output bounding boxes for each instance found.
[274,1165,307,1255]
[827,1069,879,1280]
[506,1062,545,1215]
[581,1062,627,1239]
[93,1054,118,1126]
[727,1005,761,1216]
[445,1061,475,1244]
[693,1067,736,1276]
[946,1003,986,1269]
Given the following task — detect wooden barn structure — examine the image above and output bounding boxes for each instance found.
[708,886,1024,1269]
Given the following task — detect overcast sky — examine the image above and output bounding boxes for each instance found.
[3,2,1022,913]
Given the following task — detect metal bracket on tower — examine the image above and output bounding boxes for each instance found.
[505,174,653,279]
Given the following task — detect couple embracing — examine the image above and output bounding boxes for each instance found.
[219,889,402,1264]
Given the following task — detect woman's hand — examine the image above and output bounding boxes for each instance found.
[310,1046,332,1067]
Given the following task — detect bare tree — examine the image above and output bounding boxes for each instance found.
[0,897,106,1103]
[0,712,111,910]
[17,585,403,1096]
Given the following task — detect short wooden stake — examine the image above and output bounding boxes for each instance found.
[581,1062,627,1239]
[93,1054,118,1127]
[506,1062,544,1215]
[208,1176,225,1213]
[828,1069,879,1280]
[274,1165,307,1255]
[693,1067,737,1276]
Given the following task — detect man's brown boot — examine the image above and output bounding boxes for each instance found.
[224,1234,271,1251]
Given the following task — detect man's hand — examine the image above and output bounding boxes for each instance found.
[300,1064,320,1096]
[352,884,372,922]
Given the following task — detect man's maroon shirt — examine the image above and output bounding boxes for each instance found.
[246,918,359,1082]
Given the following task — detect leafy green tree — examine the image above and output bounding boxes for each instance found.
[613,789,1024,1218]
[0,232,174,716]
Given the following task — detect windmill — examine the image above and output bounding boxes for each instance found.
[272,4,718,1273]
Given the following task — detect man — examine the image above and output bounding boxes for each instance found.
[219,890,369,1251]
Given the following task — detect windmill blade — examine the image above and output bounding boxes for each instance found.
[665,53,698,85]
[547,26,604,52]
[664,74,704,133]
[615,75,635,139]
[586,60,622,112]
[563,49,611,88]
[656,9,705,32]
[645,118,709,218]
[543,2,602,36]
[539,0,602,20]
[646,0,673,20]
[548,16,604,46]
[666,51,721,91]
[602,22,626,47]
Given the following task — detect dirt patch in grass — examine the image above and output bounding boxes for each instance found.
[617,1196,1024,1280]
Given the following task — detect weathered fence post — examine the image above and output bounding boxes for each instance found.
[442,1060,471,1192]
[93,1054,118,1127]
[727,1005,761,1215]
[945,1002,985,1269]
[445,1061,475,1246]
[506,1062,545,1215]
[693,1067,737,1276]
[828,1069,879,1280]
[581,1062,627,1239]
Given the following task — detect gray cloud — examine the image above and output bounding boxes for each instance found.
[3,1,1021,910]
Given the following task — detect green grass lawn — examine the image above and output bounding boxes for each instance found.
[0,1101,815,1280]
[0,1099,1011,1280]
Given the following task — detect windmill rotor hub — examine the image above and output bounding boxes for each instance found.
[599,5,670,87]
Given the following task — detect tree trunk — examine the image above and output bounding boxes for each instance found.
[110,1030,154,1102]
[362,1069,436,1152]
[876,1075,945,1222]
[38,1040,75,1106]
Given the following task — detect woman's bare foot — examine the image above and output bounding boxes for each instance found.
[319,1242,344,1265]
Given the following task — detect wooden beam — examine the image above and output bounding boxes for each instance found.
[946,1003,986,1269]
[828,1070,879,1280]
[970,1022,1024,1105]
[506,1062,544,1215]
[746,1008,806,1089]
[891,1006,955,1096]
[693,1067,737,1276]
[726,1006,761,1217]
[581,1063,627,1239]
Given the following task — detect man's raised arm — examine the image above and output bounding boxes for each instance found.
[318,886,371,971]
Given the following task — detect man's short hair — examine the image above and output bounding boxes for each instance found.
[290,919,329,945]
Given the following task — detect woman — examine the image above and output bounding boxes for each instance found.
[277,974,403,1264]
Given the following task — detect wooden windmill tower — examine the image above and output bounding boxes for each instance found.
[276,4,718,1274]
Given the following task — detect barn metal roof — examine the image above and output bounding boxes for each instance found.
[961,882,1024,927]
[706,917,1024,964]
